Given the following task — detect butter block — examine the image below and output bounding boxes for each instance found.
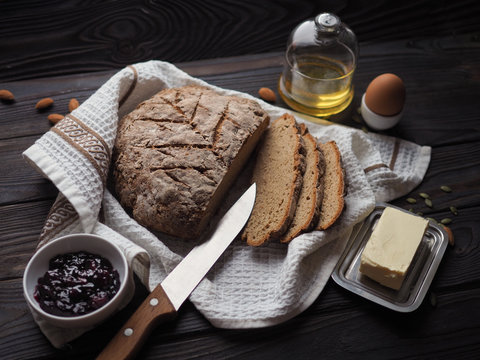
[359,207,429,290]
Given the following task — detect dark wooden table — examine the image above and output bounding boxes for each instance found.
[1,1,480,359]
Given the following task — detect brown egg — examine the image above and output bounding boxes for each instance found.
[365,73,406,116]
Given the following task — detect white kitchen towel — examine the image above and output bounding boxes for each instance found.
[23,60,430,348]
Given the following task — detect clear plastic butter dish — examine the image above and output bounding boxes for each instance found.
[331,203,449,312]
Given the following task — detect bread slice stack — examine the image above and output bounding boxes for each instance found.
[280,124,325,243]
[242,114,306,246]
[242,113,344,246]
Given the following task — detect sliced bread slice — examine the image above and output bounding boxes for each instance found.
[316,141,345,230]
[242,113,306,246]
[280,125,325,243]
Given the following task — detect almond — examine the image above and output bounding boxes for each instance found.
[442,225,454,246]
[48,113,64,124]
[68,98,79,112]
[35,97,54,110]
[0,89,15,102]
[258,87,276,102]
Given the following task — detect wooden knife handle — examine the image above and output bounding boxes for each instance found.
[96,284,177,360]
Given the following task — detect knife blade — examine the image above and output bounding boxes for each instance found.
[97,183,256,360]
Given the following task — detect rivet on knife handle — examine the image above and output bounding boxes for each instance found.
[96,285,176,360]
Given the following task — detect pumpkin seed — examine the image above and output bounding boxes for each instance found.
[408,208,414,212]
[352,114,363,124]
[440,185,452,193]
[406,198,417,204]
[425,198,433,208]
[427,217,437,223]
[419,192,430,199]
[450,206,458,216]
[440,218,452,225]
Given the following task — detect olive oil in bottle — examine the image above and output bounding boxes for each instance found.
[278,13,357,119]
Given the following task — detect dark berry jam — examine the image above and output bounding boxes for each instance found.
[34,251,120,317]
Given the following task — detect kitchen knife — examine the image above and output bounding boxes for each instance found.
[97,183,256,360]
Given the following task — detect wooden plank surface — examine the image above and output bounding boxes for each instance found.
[1,0,479,82]
[1,1,480,359]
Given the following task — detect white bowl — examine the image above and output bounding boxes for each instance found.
[23,233,129,328]
[361,93,403,130]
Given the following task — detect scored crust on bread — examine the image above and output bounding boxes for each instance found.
[112,85,269,239]
[315,141,345,230]
[242,113,306,246]
[280,125,325,243]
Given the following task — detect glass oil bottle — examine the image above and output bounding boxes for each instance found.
[278,13,358,118]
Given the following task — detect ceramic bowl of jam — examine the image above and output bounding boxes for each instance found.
[23,233,129,328]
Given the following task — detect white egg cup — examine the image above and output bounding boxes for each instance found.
[23,233,129,328]
[361,93,403,130]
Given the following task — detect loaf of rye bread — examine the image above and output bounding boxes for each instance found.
[112,85,269,239]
